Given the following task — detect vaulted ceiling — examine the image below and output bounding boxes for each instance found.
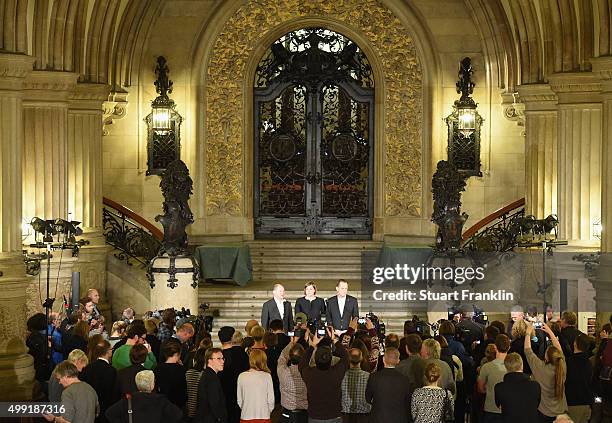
[1,0,610,92]
[0,0,162,89]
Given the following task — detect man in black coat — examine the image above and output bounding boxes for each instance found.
[81,341,116,423]
[560,311,581,356]
[365,347,411,423]
[326,279,359,334]
[217,327,249,423]
[106,369,182,423]
[195,348,228,423]
[261,283,293,331]
[494,352,541,423]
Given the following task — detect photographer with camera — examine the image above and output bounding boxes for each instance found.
[277,332,308,423]
[340,317,381,373]
[299,326,349,422]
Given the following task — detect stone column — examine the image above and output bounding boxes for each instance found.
[22,71,78,223]
[0,53,36,400]
[516,84,558,217]
[68,83,111,311]
[549,73,602,247]
[592,56,612,326]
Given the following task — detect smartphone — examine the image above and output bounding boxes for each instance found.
[533,322,543,329]
[595,397,603,404]
[317,328,326,336]
[288,331,295,337]
[358,317,366,324]
[475,340,481,345]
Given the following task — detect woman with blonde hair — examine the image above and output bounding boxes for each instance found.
[411,362,454,423]
[524,322,568,422]
[237,349,275,422]
[509,319,539,375]
[295,281,326,323]
[48,349,89,402]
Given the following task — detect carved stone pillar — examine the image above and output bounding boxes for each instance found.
[516,84,558,218]
[591,57,612,326]
[592,57,612,253]
[549,73,602,247]
[0,53,36,400]
[22,71,78,222]
[68,84,110,307]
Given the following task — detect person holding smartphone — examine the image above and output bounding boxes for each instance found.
[523,322,568,423]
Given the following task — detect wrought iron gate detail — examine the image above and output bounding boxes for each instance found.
[254,28,374,238]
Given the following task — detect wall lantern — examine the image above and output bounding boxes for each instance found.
[593,219,602,240]
[445,57,483,177]
[145,56,183,176]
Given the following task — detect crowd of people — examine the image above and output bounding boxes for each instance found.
[23,280,612,423]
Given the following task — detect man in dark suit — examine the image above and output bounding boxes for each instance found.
[326,279,359,334]
[365,348,411,423]
[559,311,581,356]
[81,341,116,423]
[114,344,148,401]
[195,347,228,423]
[261,283,293,331]
[494,352,540,423]
[217,327,249,423]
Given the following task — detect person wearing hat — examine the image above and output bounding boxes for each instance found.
[218,326,250,423]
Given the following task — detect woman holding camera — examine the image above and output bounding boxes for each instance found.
[524,322,567,423]
[295,281,326,323]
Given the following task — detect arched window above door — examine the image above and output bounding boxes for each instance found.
[254,28,375,239]
[255,28,374,89]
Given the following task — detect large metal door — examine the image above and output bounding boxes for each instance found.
[254,28,374,238]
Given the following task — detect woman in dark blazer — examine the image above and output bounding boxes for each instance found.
[294,281,326,323]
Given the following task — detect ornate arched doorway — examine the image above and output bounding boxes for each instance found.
[253,28,374,238]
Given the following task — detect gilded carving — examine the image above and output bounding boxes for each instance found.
[206,0,423,217]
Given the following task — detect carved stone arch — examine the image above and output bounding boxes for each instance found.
[191,0,438,239]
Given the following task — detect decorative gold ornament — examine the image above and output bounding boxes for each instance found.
[206,0,423,217]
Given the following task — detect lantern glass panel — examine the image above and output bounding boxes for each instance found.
[152,107,171,130]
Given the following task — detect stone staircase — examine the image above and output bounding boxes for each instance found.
[197,240,423,336]
[247,240,382,284]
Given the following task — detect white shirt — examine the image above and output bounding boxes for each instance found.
[338,296,346,318]
[274,298,285,319]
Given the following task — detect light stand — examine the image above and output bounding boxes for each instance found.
[26,218,87,366]
[517,238,568,323]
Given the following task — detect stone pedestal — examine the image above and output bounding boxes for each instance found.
[149,256,199,314]
[0,53,36,401]
[516,84,558,218]
[549,73,602,247]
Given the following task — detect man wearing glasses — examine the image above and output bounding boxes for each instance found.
[196,348,228,423]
